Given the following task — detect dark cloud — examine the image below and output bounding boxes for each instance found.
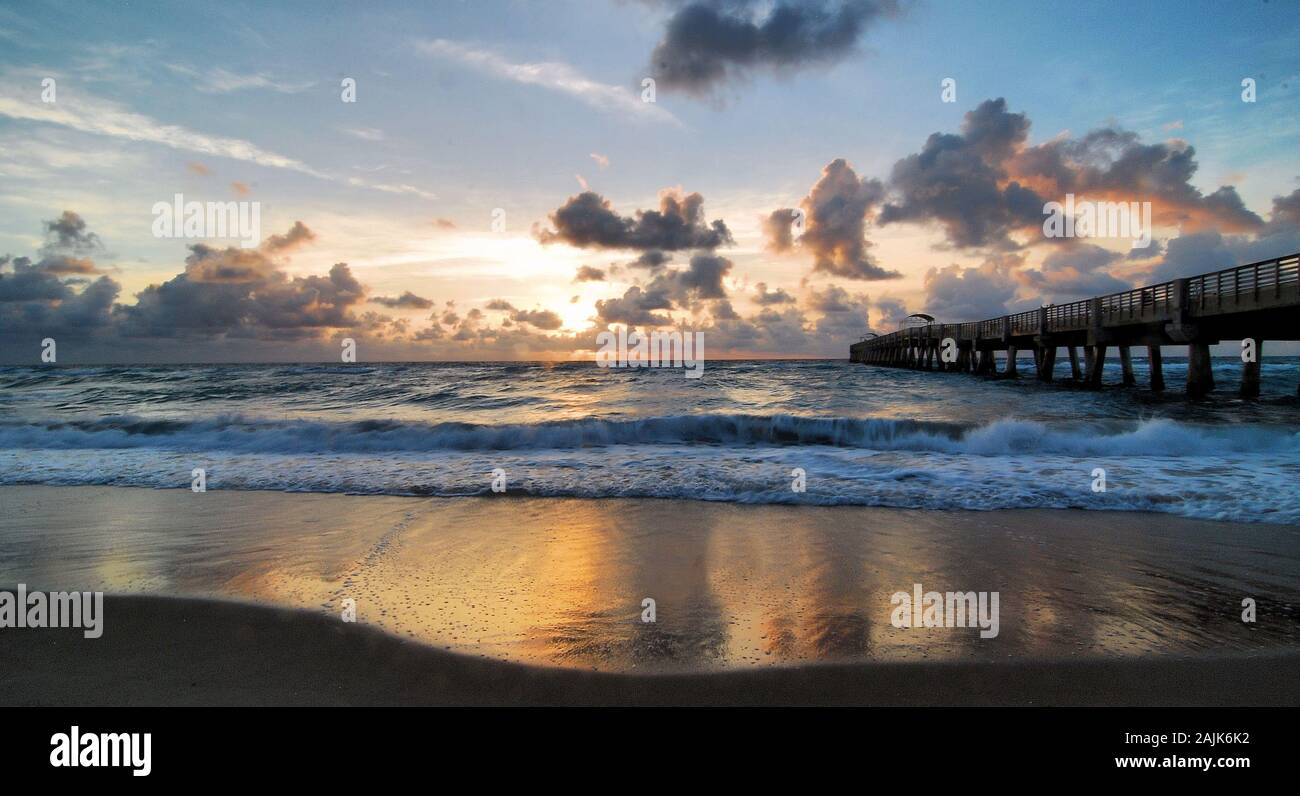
[871,296,908,329]
[877,98,1266,251]
[41,211,103,256]
[509,308,564,330]
[1,213,119,342]
[120,261,366,339]
[878,99,1044,249]
[482,299,563,329]
[630,250,671,270]
[802,284,876,340]
[574,265,606,282]
[920,257,1019,321]
[371,291,434,310]
[648,0,901,95]
[673,252,731,299]
[0,253,119,338]
[183,244,279,283]
[1016,243,1131,302]
[34,256,99,275]
[261,220,316,252]
[1014,129,1263,232]
[1268,187,1300,229]
[595,285,675,326]
[712,298,740,320]
[805,283,857,313]
[1142,188,1300,283]
[752,281,796,305]
[537,190,732,252]
[799,158,898,279]
[183,220,316,284]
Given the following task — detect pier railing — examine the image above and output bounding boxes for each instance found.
[854,252,1299,349]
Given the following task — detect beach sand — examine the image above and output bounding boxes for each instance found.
[1,485,1297,705]
[3,593,1297,706]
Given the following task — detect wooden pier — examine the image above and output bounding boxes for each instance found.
[849,252,1300,396]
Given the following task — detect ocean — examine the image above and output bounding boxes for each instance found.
[2,358,1299,524]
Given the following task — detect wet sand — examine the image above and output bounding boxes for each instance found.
[0,485,1298,703]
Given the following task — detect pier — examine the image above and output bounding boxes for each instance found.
[849,253,1300,396]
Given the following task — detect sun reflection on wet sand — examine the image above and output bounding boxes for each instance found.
[2,486,1297,672]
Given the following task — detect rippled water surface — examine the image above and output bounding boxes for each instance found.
[2,358,1299,523]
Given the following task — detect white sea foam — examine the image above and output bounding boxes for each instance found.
[1,415,1297,524]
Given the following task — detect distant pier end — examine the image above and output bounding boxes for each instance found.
[849,252,1300,397]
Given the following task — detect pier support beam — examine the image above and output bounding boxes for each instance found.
[1085,345,1107,389]
[1036,345,1056,382]
[1186,343,1215,397]
[1119,346,1136,386]
[1005,346,1018,377]
[1147,345,1165,392]
[1067,346,1082,381]
[1241,339,1261,398]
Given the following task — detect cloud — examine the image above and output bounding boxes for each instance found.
[878,99,1044,249]
[342,127,386,142]
[752,282,796,304]
[41,210,102,256]
[510,307,564,330]
[1015,243,1131,302]
[182,221,316,283]
[1013,127,1263,233]
[371,291,435,310]
[166,64,315,94]
[648,0,902,96]
[595,285,676,326]
[590,152,610,169]
[808,286,872,338]
[794,158,899,279]
[920,256,1019,320]
[1145,188,1300,283]
[415,38,679,125]
[574,265,606,282]
[538,189,733,252]
[0,71,434,199]
[631,250,671,270]
[763,207,801,253]
[877,98,1264,249]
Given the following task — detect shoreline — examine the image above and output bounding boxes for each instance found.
[2,593,1297,706]
[2,484,1298,704]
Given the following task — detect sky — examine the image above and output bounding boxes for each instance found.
[1,0,1298,362]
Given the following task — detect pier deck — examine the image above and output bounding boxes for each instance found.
[849,253,1300,396]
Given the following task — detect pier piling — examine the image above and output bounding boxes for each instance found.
[1085,345,1107,389]
[1241,339,1261,398]
[1147,345,1165,392]
[1119,346,1136,386]
[1187,343,1215,397]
